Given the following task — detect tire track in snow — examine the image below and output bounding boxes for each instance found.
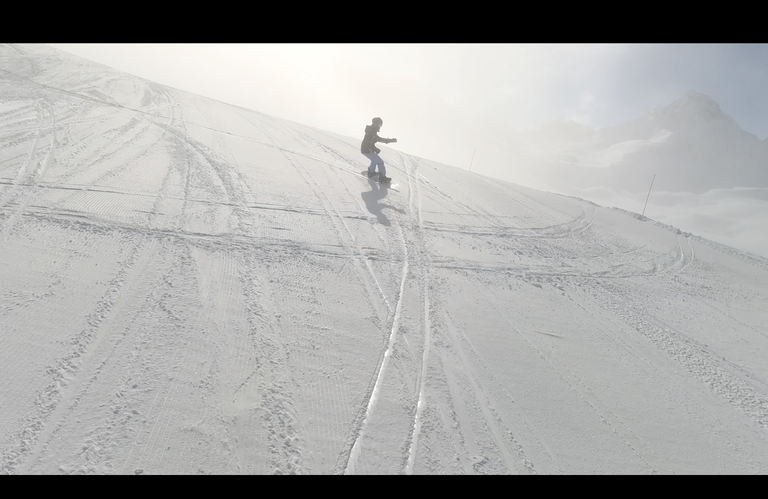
[166,90,194,231]
[14,206,348,253]
[339,153,434,474]
[0,181,329,218]
[100,94,238,472]
[315,148,415,473]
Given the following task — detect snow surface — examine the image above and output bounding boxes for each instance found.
[2,44,768,474]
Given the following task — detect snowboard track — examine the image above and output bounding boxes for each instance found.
[2,119,185,472]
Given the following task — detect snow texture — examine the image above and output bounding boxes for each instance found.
[2,44,768,474]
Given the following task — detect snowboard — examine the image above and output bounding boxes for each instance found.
[361,170,392,184]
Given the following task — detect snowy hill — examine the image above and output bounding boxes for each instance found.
[2,44,768,474]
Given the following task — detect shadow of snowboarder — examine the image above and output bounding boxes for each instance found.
[361,179,404,226]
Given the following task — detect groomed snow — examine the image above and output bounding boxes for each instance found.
[2,44,768,474]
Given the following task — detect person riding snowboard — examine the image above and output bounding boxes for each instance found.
[361,117,397,183]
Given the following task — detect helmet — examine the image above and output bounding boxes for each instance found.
[372,117,383,126]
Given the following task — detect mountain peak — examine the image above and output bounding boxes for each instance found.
[682,89,716,101]
[678,89,721,109]
[653,90,725,121]
[641,90,757,141]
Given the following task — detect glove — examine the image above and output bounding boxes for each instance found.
[374,147,381,154]
[389,138,397,143]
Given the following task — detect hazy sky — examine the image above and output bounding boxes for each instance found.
[48,44,768,180]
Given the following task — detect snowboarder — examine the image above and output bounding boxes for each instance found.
[361,117,397,183]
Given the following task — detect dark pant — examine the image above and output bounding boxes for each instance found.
[363,152,386,176]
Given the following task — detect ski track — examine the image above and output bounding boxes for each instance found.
[270,147,378,474]
[7,104,185,472]
[229,114,388,474]
[592,277,768,431]
[343,226,409,475]
[0,100,46,211]
[404,154,432,474]
[255,114,394,323]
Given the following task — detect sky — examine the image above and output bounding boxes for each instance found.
[48,43,768,184]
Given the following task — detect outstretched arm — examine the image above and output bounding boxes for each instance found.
[375,134,397,144]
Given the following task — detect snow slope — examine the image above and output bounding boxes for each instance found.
[2,44,768,474]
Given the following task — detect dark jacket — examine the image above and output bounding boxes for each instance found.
[361,124,392,154]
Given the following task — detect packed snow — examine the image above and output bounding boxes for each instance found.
[2,44,768,474]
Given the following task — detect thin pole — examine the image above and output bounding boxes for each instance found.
[642,174,656,218]
[469,148,476,172]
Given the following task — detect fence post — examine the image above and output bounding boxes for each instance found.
[642,174,656,218]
